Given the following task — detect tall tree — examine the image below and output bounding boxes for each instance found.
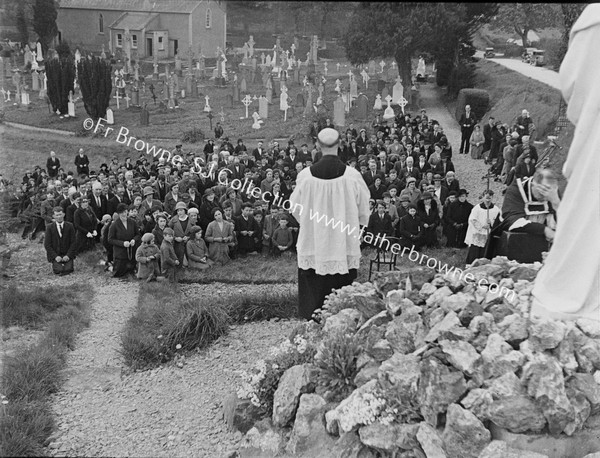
[78,57,112,119]
[16,4,29,46]
[46,56,74,115]
[557,3,588,65]
[32,0,58,53]
[491,3,561,49]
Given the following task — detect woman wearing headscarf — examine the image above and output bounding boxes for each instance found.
[108,203,141,278]
[416,192,440,248]
[469,124,485,160]
[73,195,98,253]
[199,188,221,234]
[205,208,235,265]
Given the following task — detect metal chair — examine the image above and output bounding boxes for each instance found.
[368,236,402,281]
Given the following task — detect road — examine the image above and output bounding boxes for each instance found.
[474,51,561,90]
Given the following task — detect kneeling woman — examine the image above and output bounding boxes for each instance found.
[205,208,235,265]
[186,226,214,270]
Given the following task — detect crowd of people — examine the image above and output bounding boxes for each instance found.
[4,104,543,280]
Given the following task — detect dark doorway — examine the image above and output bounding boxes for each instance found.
[173,39,178,56]
[147,37,153,56]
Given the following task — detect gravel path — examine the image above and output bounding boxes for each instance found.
[419,83,505,199]
[47,279,301,458]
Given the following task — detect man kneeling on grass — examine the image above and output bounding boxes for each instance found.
[136,233,162,282]
[271,214,293,256]
[44,206,77,276]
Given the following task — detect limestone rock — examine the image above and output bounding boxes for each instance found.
[564,387,591,436]
[272,364,317,427]
[479,440,549,458]
[553,336,579,375]
[441,403,491,458]
[529,319,567,350]
[481,333,512,363]
[418,358,468,427]
[484,290,506,308]
[427,307,446,329]
[566,373,600,415]
[385,320,415,355]
[419,282,437,298]
[357,310,390,335]
[325,379,379,434]
[438,326,475,343]
[460,388,493,421]
[354,360,381,387]
[441,292,473,313]
[374,268,435,296]
[416,421,446,458]
[508,265,539,282]
[425,311,461,343]
[439,339,481,376]
[440,271,466,292]
[469,258,490,267]
[223,393,263,433]
[484,372,525,399]
[239,419,285,457]
[323,308,364,335]
[486,303,514,323]
[468,313,497,340]
[286,394,328,455]
[370,339,393,362]
[462,264,507,283]
[457,301,484,327]
[522,354,575,435]
[426,286,453,307]
[487,395,546,433]
[378,353,420,397]
[396,312,427,349]
[497,314,529,344]
[576,318,600,339]
[358,422,419,452]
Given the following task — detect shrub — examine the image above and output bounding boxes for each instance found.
[447,63,476,98]
[0,401,54,457]
[0,284,82,328]
[455,88,490,123]
[227,290,298,323]
[46,56,75,115]
[181,127,205,143]
[314,331,362,402]
[78,56,112,119]
[503,44,523,58]
[55,41,71,60]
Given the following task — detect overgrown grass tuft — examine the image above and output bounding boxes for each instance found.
[0,284,91,458]
[0,285,82,329]
[121,283,299,371]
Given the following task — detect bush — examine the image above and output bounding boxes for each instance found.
[0,401,54,457]
[455,88,490,123]
[181,127,205,143]
[0,284,82,328]
[503,45,523,58]
[447,63,476,98]
[314,331,362,402]
[227,290,298,323]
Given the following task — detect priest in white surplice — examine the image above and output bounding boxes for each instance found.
[531,4,600,321]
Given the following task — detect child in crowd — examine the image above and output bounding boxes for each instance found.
[271,214,293,256]
[101,213,115,271]
[262,205,279,255]
[152,213,168,247]
[135,233,161,282]
[186,226,213,270]
[160,227,179,282]
[253,209,264,254]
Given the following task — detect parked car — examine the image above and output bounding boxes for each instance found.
[529,49,546,66]
[484,47,495,58]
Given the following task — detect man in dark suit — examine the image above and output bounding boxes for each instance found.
[432,174,450,205]
[459,104,477,155]
[433,155,456,176]
[66,193,81,223]
[362,160,384,187]
[376,152,393,175]
[46,151,61,178]
[399,156,421,185]
[44,207,78,275]
[230,156,246,180]
[154,175,170,202]
[367,201,394,245]
[74,148,90,177]
[88,182,108,221]
[252,141,266,162]
[235,203,260,255]
[108,184,126,216]
[123,181,136,206]
[483,116,495,156]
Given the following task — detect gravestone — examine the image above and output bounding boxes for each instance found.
[377,79,386,92]
[356,94,368,120]
[186,76,192,96]
[140,103,150,125]
[381,85,389,101]
[106,108,114,124]
[392,77,404,105]
[191,77,198,98]
[333,96,345,127]
[132,88,139,106]
[304,85,314,117]
[32,71,39,91]
[294,66,300,84]
[368,61,378,75]
[266,87,273,104]
[350,79,358,100]
[296,93,305,108]
[21,90,30,106]
[373,94,382,110]
[24,47,33,66]
[258,96,268,119]
[227,94,234,108]
[233,80,239,102]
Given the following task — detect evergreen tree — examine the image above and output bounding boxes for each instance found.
[77,56,112,119]
[46,57,75,115]
[16,4,29,47]
[33,0,58,54]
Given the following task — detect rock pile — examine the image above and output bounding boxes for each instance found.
[227,257,600,458]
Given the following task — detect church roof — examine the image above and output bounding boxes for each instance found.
[109,12,159,30]
[59,0,202,14]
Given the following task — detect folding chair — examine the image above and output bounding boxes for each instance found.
[368,236,401,281]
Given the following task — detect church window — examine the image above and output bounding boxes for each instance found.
[206,9,212,28]
[99,14,104,33]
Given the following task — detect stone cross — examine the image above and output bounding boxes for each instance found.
[242,94,252,118]
[385,94,392,107]
[204,95,211,112]
[361,69,370,88]
[397,96,408,114]
[380,60,386,73]
[113,89,121,109]
[347,70,353,82]
[335,79,341,93]
[5,89,10,102]
[391,61,396,69]
[290,43,296,55]
[218,107,225,123]
[124,93,131,108]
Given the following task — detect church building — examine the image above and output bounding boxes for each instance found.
[56,0,226,59]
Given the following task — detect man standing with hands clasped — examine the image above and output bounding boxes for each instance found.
[459,104,476,155]
[290,128,370,320]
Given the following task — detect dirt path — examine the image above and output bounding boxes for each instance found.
[418,83,505,198]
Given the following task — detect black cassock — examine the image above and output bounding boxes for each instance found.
[298,155,357,320]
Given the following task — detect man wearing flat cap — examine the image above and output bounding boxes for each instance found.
[290,128,370,320]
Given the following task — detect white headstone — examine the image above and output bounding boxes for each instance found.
[21,91,30,105]
[333,96,345,127]
[350,79,358,100]
[204,95,211,112]
[336,62,340,72]
[241,94,252,118]
[323,62,328,76]
[417,57,426,76]
[397,96,408,114]
[335,79,341,93]
[106,108,114,124]
[392,76,404,105]
[373,94,382,110]
[36,42,43,61]
[379,60,386,73]
[252,111,262,129]
[68,101,75,117]
[258,95,268,119]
